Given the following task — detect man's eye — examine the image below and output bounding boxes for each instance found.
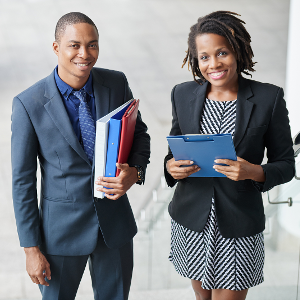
[70,44,79,48]
[89,44,98,48]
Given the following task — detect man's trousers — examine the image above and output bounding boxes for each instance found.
[39,232,133,300]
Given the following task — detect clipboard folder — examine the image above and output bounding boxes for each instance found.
[167,134,237,177]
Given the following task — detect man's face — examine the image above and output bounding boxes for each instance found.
[53,23,99,88]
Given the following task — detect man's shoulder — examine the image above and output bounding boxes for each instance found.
[92,67,125,77]
[91,67,127,85]
[15,74,52,103]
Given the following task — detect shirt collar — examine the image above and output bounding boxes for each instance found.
[54,66,94,99]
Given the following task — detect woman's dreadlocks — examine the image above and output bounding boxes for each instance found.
[182,11,256,84]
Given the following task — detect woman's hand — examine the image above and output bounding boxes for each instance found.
[213,156,266,182]
[166,158,200,180]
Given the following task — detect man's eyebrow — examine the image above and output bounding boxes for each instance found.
[67,40,98,43]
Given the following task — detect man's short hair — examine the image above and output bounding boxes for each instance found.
[55,12,98,43]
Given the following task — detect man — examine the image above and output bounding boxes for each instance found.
[11,12,150,300]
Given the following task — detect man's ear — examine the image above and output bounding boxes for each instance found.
[53,41,59,56]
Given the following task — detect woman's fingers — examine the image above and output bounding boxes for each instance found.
[172,165,200,179]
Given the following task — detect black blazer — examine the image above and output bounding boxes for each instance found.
[164,76,295,238]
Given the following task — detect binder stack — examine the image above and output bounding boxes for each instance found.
[94,99,140,198]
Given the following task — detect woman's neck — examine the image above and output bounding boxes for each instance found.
[206,76,239,102]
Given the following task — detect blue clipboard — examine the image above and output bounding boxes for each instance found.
[167,134,237,177]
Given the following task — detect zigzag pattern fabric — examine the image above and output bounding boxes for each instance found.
[73,90,96,163]
[169,98,264,291]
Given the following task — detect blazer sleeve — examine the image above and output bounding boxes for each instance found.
[260,87,295,192]
[11,97,41,248]
[164,85,183,187]
[122,73,151,173]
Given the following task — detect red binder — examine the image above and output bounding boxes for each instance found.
[116,99,140,176]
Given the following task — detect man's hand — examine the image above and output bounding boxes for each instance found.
[95,163,138,200]
[213,156,266,182]
[24,246,51,286]
[166,158,200,180]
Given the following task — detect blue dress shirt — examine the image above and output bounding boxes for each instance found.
[54,67,96,143]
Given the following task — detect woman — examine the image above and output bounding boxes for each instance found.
[164,11,295,300]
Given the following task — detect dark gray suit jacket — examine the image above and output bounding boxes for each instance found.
[164,76,295,238]
[11,67,150,255]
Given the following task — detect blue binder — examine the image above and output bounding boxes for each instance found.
[105,103,132,177]
[167,134,237,177]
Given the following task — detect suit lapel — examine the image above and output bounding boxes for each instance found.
[233,76,254,148]
[190,81,208,133]
[92,69,110,120]
[43,71,91,165]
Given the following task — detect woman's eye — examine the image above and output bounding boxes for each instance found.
[200,56,208,60]
[218,51,227,56]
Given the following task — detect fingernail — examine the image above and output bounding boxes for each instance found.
[190,161,194,164]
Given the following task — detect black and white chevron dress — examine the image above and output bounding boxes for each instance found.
[169,98,264,291]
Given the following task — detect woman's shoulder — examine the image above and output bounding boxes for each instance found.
[240,76,282,94]
[172,80,207,97]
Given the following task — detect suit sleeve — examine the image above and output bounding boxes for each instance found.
[121,73,151,174]
[164,85,182,187]
[260,88,295,192]
[11,97,41,248]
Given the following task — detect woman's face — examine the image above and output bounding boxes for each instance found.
[195,33,238,89]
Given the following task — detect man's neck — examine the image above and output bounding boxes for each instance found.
[57,66,90,90]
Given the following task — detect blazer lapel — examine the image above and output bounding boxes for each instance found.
[43,72,91,165]
[91,69,111,172]
[92,69,110,120]
[233,76,254,148]
[190,81,208,133]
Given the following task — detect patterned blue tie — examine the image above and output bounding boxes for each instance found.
[72,90,95,163]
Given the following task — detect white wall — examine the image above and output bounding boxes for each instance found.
[278,0,300,239]
[286,0,300,137]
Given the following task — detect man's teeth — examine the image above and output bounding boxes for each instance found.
[77,63,89,66]
[211,71,225,77]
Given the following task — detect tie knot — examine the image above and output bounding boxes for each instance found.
[73,90,87,103]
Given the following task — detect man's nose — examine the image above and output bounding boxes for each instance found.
[78,46,89,59]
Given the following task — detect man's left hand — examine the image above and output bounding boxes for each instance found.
[95,163,138,200]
